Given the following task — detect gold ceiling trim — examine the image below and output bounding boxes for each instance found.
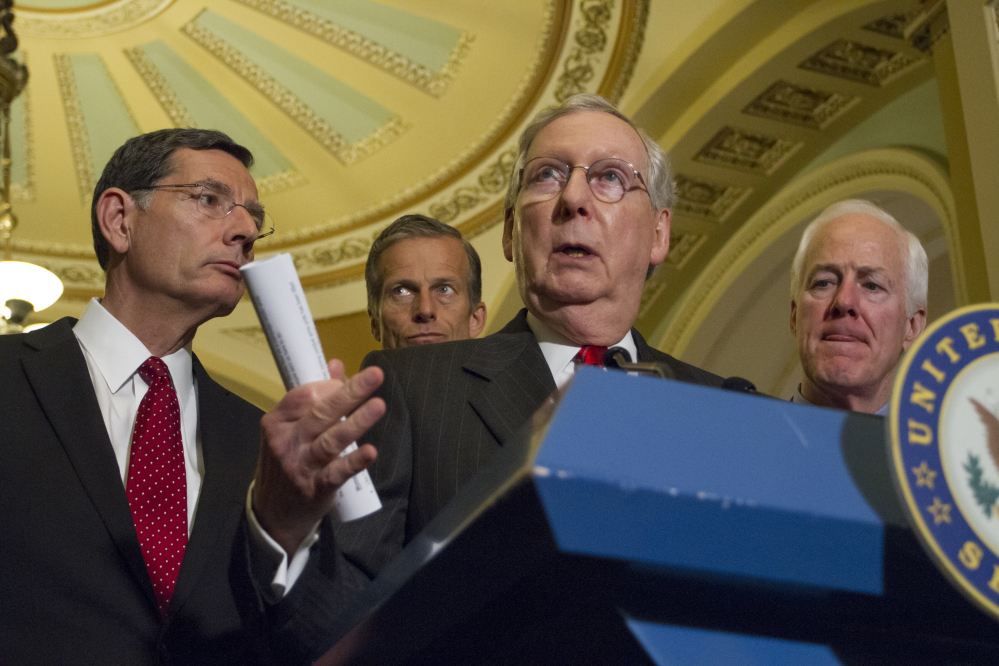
[233,0,473,98]
[12,75,35,203]
[598,0,646,103]
[53,53,96,202]
[254,168,307,195]
[124,45,196,127]
[267,0,569,248]
[18,0,174,38]
[182,16,408,166]
[655,149,956,357]
[286,0,650,291]
[124,44,306,196]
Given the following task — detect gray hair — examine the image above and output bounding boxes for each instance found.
[790,199,928,317]
[365,214,482,314]
[502,93,675,214]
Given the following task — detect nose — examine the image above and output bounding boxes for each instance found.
[412,290,436,323]
[224,205,260,250]
[557,167,593,218]
[830,281,859,318]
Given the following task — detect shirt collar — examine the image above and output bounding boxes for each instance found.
[526,311,637,380]
[73,298,195,399]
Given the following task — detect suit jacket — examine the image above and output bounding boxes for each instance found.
[262,310,722,662]
[0,318,264,665]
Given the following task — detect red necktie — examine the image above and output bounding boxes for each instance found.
[575,345,608,367]
[126,356,188,618]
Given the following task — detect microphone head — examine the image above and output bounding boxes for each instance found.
[721,376,759,394]
[603,346,632,368]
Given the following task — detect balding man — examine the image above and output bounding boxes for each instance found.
[790,199,928,414]
[366,214,486,349]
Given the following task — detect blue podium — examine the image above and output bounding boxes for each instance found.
[316,369,999,665]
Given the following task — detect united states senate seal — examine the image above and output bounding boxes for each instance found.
[889,303,999,621]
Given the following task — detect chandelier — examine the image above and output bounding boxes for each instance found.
[0,2,62,335]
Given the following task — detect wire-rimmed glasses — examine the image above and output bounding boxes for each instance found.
[519,157,649,204]
[131,180,274,239]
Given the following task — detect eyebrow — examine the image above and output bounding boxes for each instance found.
[200,177,266,221]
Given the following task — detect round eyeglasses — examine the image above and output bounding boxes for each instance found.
[131,180,274,239]
[519,157,649,204]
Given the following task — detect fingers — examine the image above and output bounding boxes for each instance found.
[317,443,377,489]
[303,396,386,471]
[292,366,384,442]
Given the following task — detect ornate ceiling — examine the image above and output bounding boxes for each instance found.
[8,0,959,406]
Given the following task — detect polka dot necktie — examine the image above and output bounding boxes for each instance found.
[575,345,608,368]
[126,356,188,618]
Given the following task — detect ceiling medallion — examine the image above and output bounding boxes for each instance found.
[18,0,175,39]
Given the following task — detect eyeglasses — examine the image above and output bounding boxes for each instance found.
[130,181,274,239]
[519,157,649,204]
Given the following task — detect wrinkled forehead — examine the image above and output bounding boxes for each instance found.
[527,111,649,170]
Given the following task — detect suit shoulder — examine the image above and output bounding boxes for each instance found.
[645,348,724,388]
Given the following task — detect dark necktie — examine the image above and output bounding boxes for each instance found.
[575,345,608,367]
[126,356,188,618]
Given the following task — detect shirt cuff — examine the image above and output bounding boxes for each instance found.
[245,480,321,600]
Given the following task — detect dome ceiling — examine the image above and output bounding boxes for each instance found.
[11,0,646,299]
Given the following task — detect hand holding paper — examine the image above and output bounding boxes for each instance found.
[241,254,384,556]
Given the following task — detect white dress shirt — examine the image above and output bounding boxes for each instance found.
[72,298,203,532]
[526,311,638,387]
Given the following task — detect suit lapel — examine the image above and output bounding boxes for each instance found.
[463,311,556,446]
[168,358,248,619]
[20,325,156,607]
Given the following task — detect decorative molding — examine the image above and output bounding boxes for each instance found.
[601,0,648,104]
[664,229,706,271]
[638,230,706,315]
[124,46,196,127]
[694,127,802,175]
[742,80,860,130]
[655,149,957,356]
[799,39,922,86]
[863,9,923,40]
[53,53,95,202]
[290,233,373,272]
[11,74,35,203]
[18,0,174,39]
[265,0,564,247]
[554,0,614,103]
[673,174,750,222]
[255,168,307,195]
[183,15,408,166]
[124,44,305,196]
[232,0,473,97]
[428,147,517,224]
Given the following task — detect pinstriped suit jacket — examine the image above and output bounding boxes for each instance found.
[332,310,723,576]
[284,310,723,660]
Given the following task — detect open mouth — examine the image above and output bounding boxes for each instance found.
[556,244,594,258]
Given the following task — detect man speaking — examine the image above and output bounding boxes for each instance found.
[251,96,723,649]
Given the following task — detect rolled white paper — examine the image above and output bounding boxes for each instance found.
[241,253,382,522]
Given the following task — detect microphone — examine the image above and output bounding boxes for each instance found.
[603,347,675,380]
[721,376,763,395]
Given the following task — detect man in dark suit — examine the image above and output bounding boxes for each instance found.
[252,94,722,661]
[0,129,383,664]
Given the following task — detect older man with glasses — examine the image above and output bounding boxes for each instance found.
[249,94,724,662]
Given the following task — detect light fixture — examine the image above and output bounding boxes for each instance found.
[0,17,62,335]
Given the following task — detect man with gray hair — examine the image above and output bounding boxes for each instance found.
[252,93,722,661]
[365,214,486,349]
[790,199,928,414]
